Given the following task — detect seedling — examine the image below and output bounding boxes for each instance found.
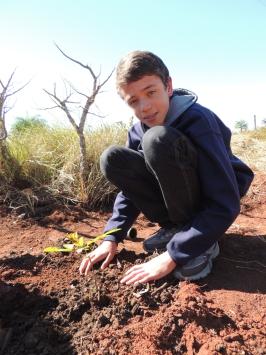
[44,228,121,254]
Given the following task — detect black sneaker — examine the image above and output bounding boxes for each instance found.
[173,242,220,280]
[143,227,182,253]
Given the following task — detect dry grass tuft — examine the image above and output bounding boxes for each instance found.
[231,128,266,172]
[0,123,127,210]
[1,125,265,212]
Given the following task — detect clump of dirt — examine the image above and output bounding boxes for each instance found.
[90,281,265,354]
[0,172,265,354]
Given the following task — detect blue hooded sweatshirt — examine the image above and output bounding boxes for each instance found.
[104,89,254,265]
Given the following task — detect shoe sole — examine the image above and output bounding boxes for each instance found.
[173,243,220,281]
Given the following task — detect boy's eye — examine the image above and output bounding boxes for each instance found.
[129,99,138,107]
[148,90,156,96]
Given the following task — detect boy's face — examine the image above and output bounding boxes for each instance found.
[119,75,173,127]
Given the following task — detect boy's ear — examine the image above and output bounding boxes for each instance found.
[167,77,173,96]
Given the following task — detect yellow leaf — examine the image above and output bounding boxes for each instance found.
[85,228,121,248]
[62,243,75,250]
[77,237,85,247]
[67,232,80,243]
[44,247,72,253]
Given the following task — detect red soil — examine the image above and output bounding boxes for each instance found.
[0,172,265,354]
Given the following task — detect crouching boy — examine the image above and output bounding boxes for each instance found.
[79,50,254,285]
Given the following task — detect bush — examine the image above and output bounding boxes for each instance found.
[11,116,48,134]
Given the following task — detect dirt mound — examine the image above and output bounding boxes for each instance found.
[92,283,250,355]
[0,172,265,354]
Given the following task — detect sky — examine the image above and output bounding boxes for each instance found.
[1,0,266,131]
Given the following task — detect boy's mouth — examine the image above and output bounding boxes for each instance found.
[143,112,158,123]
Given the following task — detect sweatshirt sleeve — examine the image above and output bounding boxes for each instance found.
[167,119,241,265]
[103,191,140,243]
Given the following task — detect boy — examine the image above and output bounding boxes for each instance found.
[79,51,254,285]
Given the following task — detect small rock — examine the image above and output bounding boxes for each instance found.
[97,315,110,327]
[178,319,184,326]
[215,343,226,352]
[70,279,79,287]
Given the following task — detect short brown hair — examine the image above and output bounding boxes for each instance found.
[116,51,170,91]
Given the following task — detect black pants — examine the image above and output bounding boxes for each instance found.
[100,126,200,227]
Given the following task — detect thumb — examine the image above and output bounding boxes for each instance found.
[101,252,115,270]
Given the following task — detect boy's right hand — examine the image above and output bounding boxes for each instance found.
[79,241,117,276]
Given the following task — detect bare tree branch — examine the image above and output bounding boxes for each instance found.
[65,80,89,100]
[5,81,30,98]
[39,105,61,111]
[0,70,29,141]
[98,68,115,90]
[88,112,106,119]
[79,108,105,119]
[43,88,79,131]
[54,43,97,80]
[44,45,114,197]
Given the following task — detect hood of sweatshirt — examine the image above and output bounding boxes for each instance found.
[165,88,198,126]
[141,88,197,132]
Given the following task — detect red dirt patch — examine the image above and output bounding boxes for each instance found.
[0,172,265,354]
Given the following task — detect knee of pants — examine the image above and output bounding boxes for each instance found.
[100,145,122,178]
[142,126,177,162]
[142,126,197,168]
[142,125,167,150]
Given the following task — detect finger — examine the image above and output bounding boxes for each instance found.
[101,252,114,270]
[82,254,97,275]
[126,272,148,285]
[79,250,97,273]
[134,274,155,285]
[121,270,147,285]
[84,261,92,275]
[123,264,143,276]
[79,258,90,274]
[84,254,100,275]
[121,268,143,283]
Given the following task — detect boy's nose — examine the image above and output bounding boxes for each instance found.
[140,99,151,112]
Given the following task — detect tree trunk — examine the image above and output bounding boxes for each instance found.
[0,140,14,183]
[0,140,9,168]
[78,131,88,200]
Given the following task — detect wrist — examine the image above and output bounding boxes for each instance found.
[104,234,119,243]
[164,251,177,267]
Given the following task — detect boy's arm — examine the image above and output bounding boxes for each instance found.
[167,122,253,265]
[79,199,138,275]
[103,191,140,243]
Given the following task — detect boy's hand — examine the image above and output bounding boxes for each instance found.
[120,251,176,285]
[79,241,117,275]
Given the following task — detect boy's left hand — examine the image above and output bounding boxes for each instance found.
[120,251,176,285]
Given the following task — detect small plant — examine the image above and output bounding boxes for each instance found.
[44,228,121,254]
